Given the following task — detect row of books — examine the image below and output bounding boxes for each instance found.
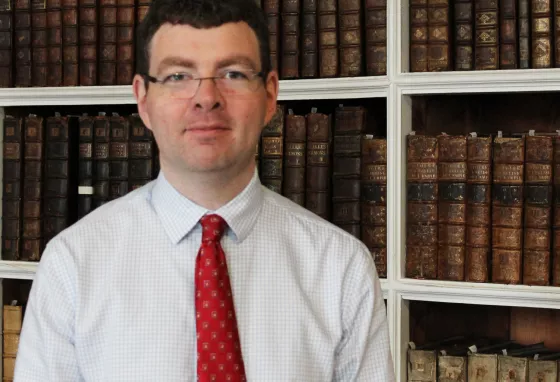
[259,104,387,277]
[259,0,387,78]
[410,0,560,72]
[406,132,560,286]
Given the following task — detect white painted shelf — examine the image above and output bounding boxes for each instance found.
[0,261,38,280]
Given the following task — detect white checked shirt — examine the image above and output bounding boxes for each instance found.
[15,169,395,381]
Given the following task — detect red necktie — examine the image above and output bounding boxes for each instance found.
[196,214,246,381]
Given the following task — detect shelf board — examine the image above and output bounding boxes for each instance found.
[0,76,389,106]
[0,261,38,280]
[397,278,560,310]
[396,68,560,95]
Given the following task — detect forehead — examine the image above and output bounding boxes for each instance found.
[149,22,261,72]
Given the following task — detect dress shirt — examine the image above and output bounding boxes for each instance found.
[15,169,395,381]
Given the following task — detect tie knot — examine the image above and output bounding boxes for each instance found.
[200,214,226,242]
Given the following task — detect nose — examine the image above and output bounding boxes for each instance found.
[193,77,224,111]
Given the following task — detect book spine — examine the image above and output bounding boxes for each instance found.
[14,0,31,86]
[280,0,299,79]
[116,0,133,84]
[61,0,77,85]
[301,0,318,78]
[454,0,474,70]
[410,0,428,72]
[92,113,109,208]
[555,0,560,66]
[31,0,47,86]
[46,0,62,86]
[98,0,116,85]
[519,0,530,68]
[0,0,13,87]
[260,105,285,194]
[318,0,338,77]
[305,111,331,220]
[468,354,498,381]
[427,0,451,71]
[474,0,499,70]
[282,112,306,206]
[108,113,128,200]
[365,0,387,75]
[531,0,553,68]
[2,305,23,381]
[551,136,560,285]
[337,0,362,76]
[500,0,518,68]
[78,114,93,218]
[128,113,154,191]
[263,0,280,73]
[78,0,97,85]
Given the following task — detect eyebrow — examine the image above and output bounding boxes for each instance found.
[155,55,260,74]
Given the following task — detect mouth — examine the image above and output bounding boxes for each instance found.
[184,124,231,138]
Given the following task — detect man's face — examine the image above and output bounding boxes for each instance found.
[133,22,278,175]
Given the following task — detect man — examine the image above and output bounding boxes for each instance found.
[15,0,395,380]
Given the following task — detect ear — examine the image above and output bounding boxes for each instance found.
[132,74,152,131]
[263,69,279,126]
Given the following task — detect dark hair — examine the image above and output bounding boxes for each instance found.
[136,0,271,80]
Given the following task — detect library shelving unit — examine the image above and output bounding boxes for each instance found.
[2,0,560,380]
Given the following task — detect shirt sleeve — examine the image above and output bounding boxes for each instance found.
[333,242,396,382]
[14,241,81,382]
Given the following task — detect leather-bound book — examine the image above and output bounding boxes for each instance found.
[365,0,386,75]
[44,113,78,245]
[338,0,362,76]
[555,0,560,66]
[108,113,128,200]
[46,0,62,86]
[454,0,474,70]
[128,113,154,191]
[318,0,338,77]
[282,110,306,206]
[0,0,13,87]
[531,0,552,68]
[331,105,365,238]
[2,304,22,381]
[406,133,438,279]
[437,134,467,281]
[523,134,552,286]
[361,136,387,277]
[263,0,279,73]
[14,0,31,86]
[136,0,150,23]
[427,0,451,71]
[98,0,116,85]
[116,0,133,84]
[474,0,499,70]
[552,135,560,285]
[31,0,47,86]
[499,0,517,68]
[78,0,97,85]
[519,0,530,68]
[527,358,558,380]
[280,0,299,79]
[260,105,284,194]
[491,135,525,284]
[78,114,93,218]
[301,0,318,78]
[465,135,492,282]
[61,0,77,85]
[407,337,465,382]
[93,112,110,209]
[305,108,331,220]
[410,0,428,72]
[2,116,23,260]
[22,114,44,261]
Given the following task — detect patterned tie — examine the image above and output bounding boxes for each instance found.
[196,214,246,382]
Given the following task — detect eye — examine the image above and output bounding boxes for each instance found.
[223,70,250,80]
[163,73,192,83]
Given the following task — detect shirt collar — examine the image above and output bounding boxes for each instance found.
[150,169,264,245]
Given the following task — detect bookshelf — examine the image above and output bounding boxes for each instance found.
[1,0,560,380]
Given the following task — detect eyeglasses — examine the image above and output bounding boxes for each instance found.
[142,69,265,99]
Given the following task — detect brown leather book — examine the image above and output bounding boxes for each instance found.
[260,105,284,194]
[263,0,279,73]
[99,0,116,85]
[523,134,552,286]
[531,0,552,68]
[136,0,150,23]
[410,0,428,72]
[454,0,474,70]
[527,359,558,380]
[438,353,467,382]
[128,113,154,191]
[280,0,299,79]
[78,114,93,218]
[14,0,31,86]
[79,0,97,85]
[365,0,386,75]
[406,134,438,279]
[282,110,306,206]
[2,116,23,260]
[301,0,318,78]
[555,0,560,66]
[437,134,467,281]
[46,0,62,86]
[31,0,47,86]
[408,349,437,381]
[108,113,129,199]
[474,0,499,70]
[305,109,331,220]
[361,136,387,278]
[552,136,560,285]
[0,0,13,87]
[61,0,77,85]
[468,354,498,382]
[332,105,365,238]
[116,0,133,84]
[497,355,528,381]
[338,0,362,76]
[491,135,525,285]
[427,0,451,71]
[93,112,110,208]
[22,114,44,261]
[465,135,492,282]
[318,0,338,77]
[519,0,530,68]
[2,305,22,381]
[499,0,517,68]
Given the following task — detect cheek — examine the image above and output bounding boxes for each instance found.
[147,98,188,137]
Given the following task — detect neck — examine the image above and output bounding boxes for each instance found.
[161,162,256,210]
